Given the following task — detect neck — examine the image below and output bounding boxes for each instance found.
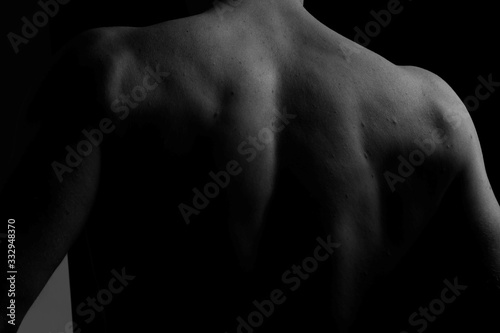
[210,0,306,17]
[214,0,305,11]
[224,0,304,5]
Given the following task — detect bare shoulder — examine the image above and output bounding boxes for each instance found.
[400,65,475,167]
[400,65,465,111]
[62,27,131,77]
[44,26,139,112]
[69,27,175,115]
[71,23,219,147]
[23,27,132,127]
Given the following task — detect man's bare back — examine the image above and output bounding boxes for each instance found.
[3,0,499,332]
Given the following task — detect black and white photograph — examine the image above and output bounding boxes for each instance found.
[2,0,500,332]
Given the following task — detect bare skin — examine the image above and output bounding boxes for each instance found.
[2,0,499,332]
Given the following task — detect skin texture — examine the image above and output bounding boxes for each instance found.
[1,0,499,332]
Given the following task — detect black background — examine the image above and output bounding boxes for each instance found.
[2,1,499,332]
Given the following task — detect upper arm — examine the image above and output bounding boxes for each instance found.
[0,30,113,329]
[413,67,500,291]
[410,67,500,227]
[450,108,500,276]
